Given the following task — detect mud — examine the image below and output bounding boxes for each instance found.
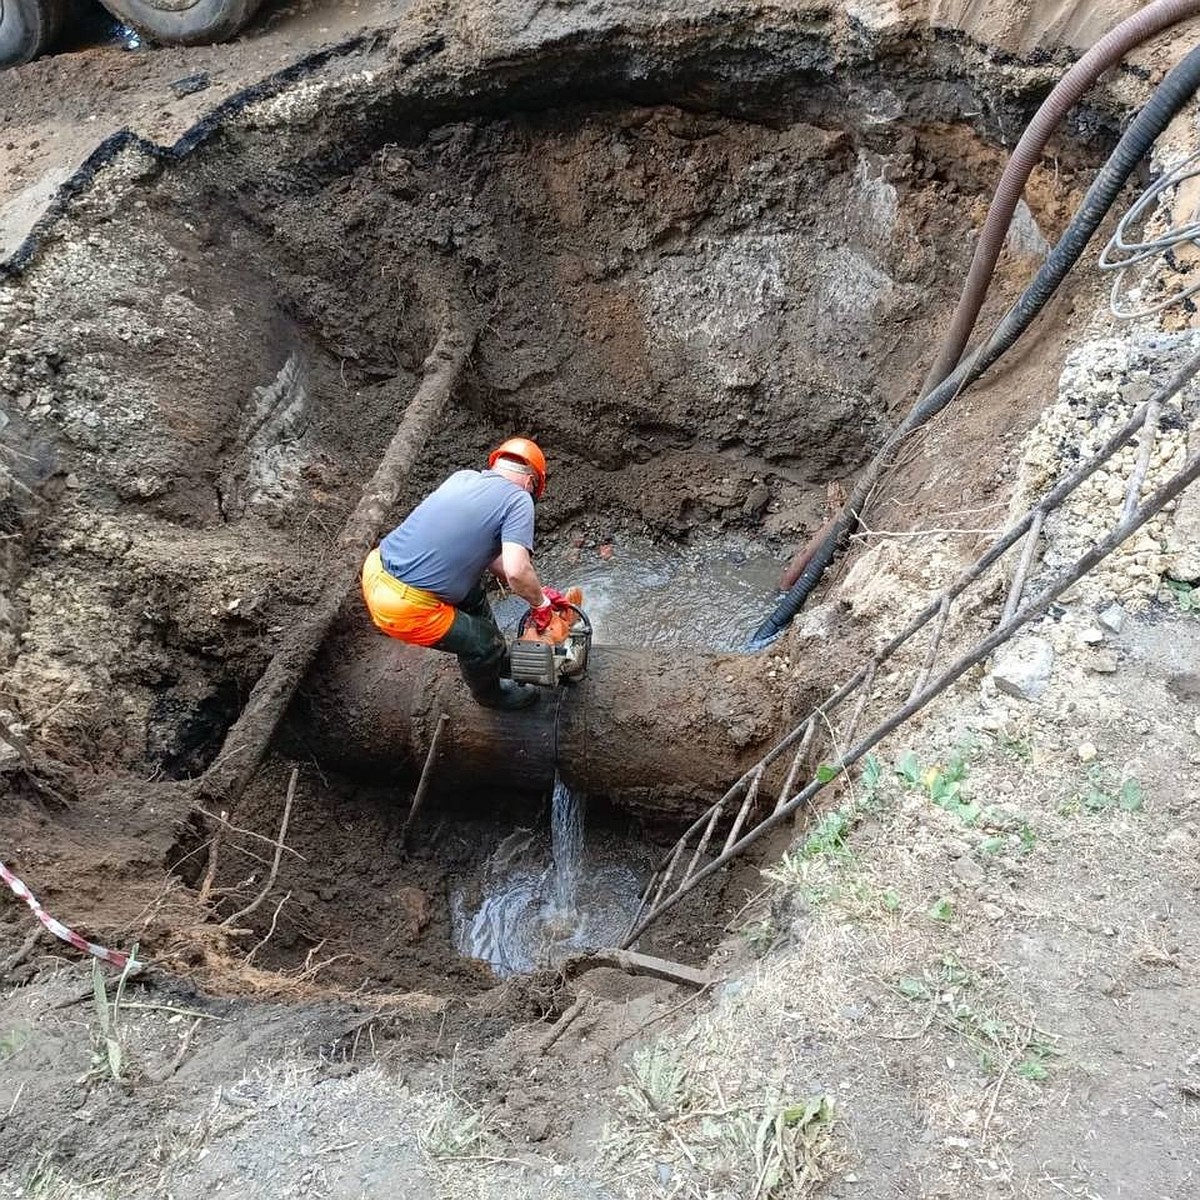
[0,0,1110,1047]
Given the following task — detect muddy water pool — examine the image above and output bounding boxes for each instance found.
[495,532,784,650]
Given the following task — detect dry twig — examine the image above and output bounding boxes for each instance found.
[197,807,307,861]
[612,981,717,1051]
[221,768,298,929]
[981,1023,1033,1146]
[246,889,293,964]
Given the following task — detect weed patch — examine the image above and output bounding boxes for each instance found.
[1061,766,1146,816]
[892,958,1059,1080]
[602,1045,839,1198]
[893,750,1037,849]
[1161,578,1200,615]
[86,948,138,1085]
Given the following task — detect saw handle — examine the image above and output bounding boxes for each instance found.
[516,603,591,642]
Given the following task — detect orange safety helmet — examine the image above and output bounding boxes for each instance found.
[488,437,547,498]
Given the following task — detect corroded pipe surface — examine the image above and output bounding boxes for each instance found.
[292,629,785,822]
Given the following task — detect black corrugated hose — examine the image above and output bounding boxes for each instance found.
[748,41,1200,651]
[920,0,1200,397]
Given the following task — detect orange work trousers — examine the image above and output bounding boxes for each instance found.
[360,548,456,646]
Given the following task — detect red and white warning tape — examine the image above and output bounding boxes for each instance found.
[1,859,138,969]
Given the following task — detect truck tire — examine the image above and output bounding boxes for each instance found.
[98,0,263,45]
[0,0,65,67]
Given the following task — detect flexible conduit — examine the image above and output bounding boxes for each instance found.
[749,41,1200,650]
[921,0,1200,396]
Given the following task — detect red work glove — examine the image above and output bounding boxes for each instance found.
[529,600,554,632]
[541,587,571,613]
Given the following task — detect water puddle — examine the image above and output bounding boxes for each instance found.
[451,778,649,977]
[497,531,783,651]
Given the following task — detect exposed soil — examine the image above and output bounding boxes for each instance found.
[1,2,1199,1199]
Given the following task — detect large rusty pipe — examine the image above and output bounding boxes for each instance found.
[290,629,787,822]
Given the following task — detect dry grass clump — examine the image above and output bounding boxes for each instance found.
[597,1032,841,1199]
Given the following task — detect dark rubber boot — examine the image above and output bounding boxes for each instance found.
[471,679,539,711]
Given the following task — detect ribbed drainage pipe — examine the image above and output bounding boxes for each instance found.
[921,0,1200,395]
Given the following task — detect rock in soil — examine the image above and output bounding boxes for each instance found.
[991,637,1055,700]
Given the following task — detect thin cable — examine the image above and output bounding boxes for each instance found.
[1100,149,1200,317]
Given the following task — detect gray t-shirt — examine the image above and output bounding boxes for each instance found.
[379,469,535,604]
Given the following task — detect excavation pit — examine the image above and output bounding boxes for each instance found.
[0,25,1106,1001]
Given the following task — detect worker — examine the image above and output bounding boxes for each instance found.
[361,437,571,710]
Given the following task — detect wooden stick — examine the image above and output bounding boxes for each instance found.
[581,948,712,989]
[118,1003,226,1021]
[535,994,590,1054]
[1,927,41,977]
[401,712,449,850]
[221,768,298,928]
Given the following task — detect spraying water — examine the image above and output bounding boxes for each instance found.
[550,776,585,916]
[452,777,644,976]
[458,529,777,975]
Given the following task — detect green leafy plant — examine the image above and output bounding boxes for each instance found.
[1016,1036,1061,1082]
[88,945,138,1084]
[928,897,954,922]
[895,751,988,826]
[1076,767,1146,814]
[859,754,885,808]
[998,733,1034,762]
[897,975,930,1000]
[1162,578,1200,614]
[798,808,855,860]
[750,1094,837,1198]
[895,750,922,786]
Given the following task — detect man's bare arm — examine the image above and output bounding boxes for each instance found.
[498,543,546,607]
